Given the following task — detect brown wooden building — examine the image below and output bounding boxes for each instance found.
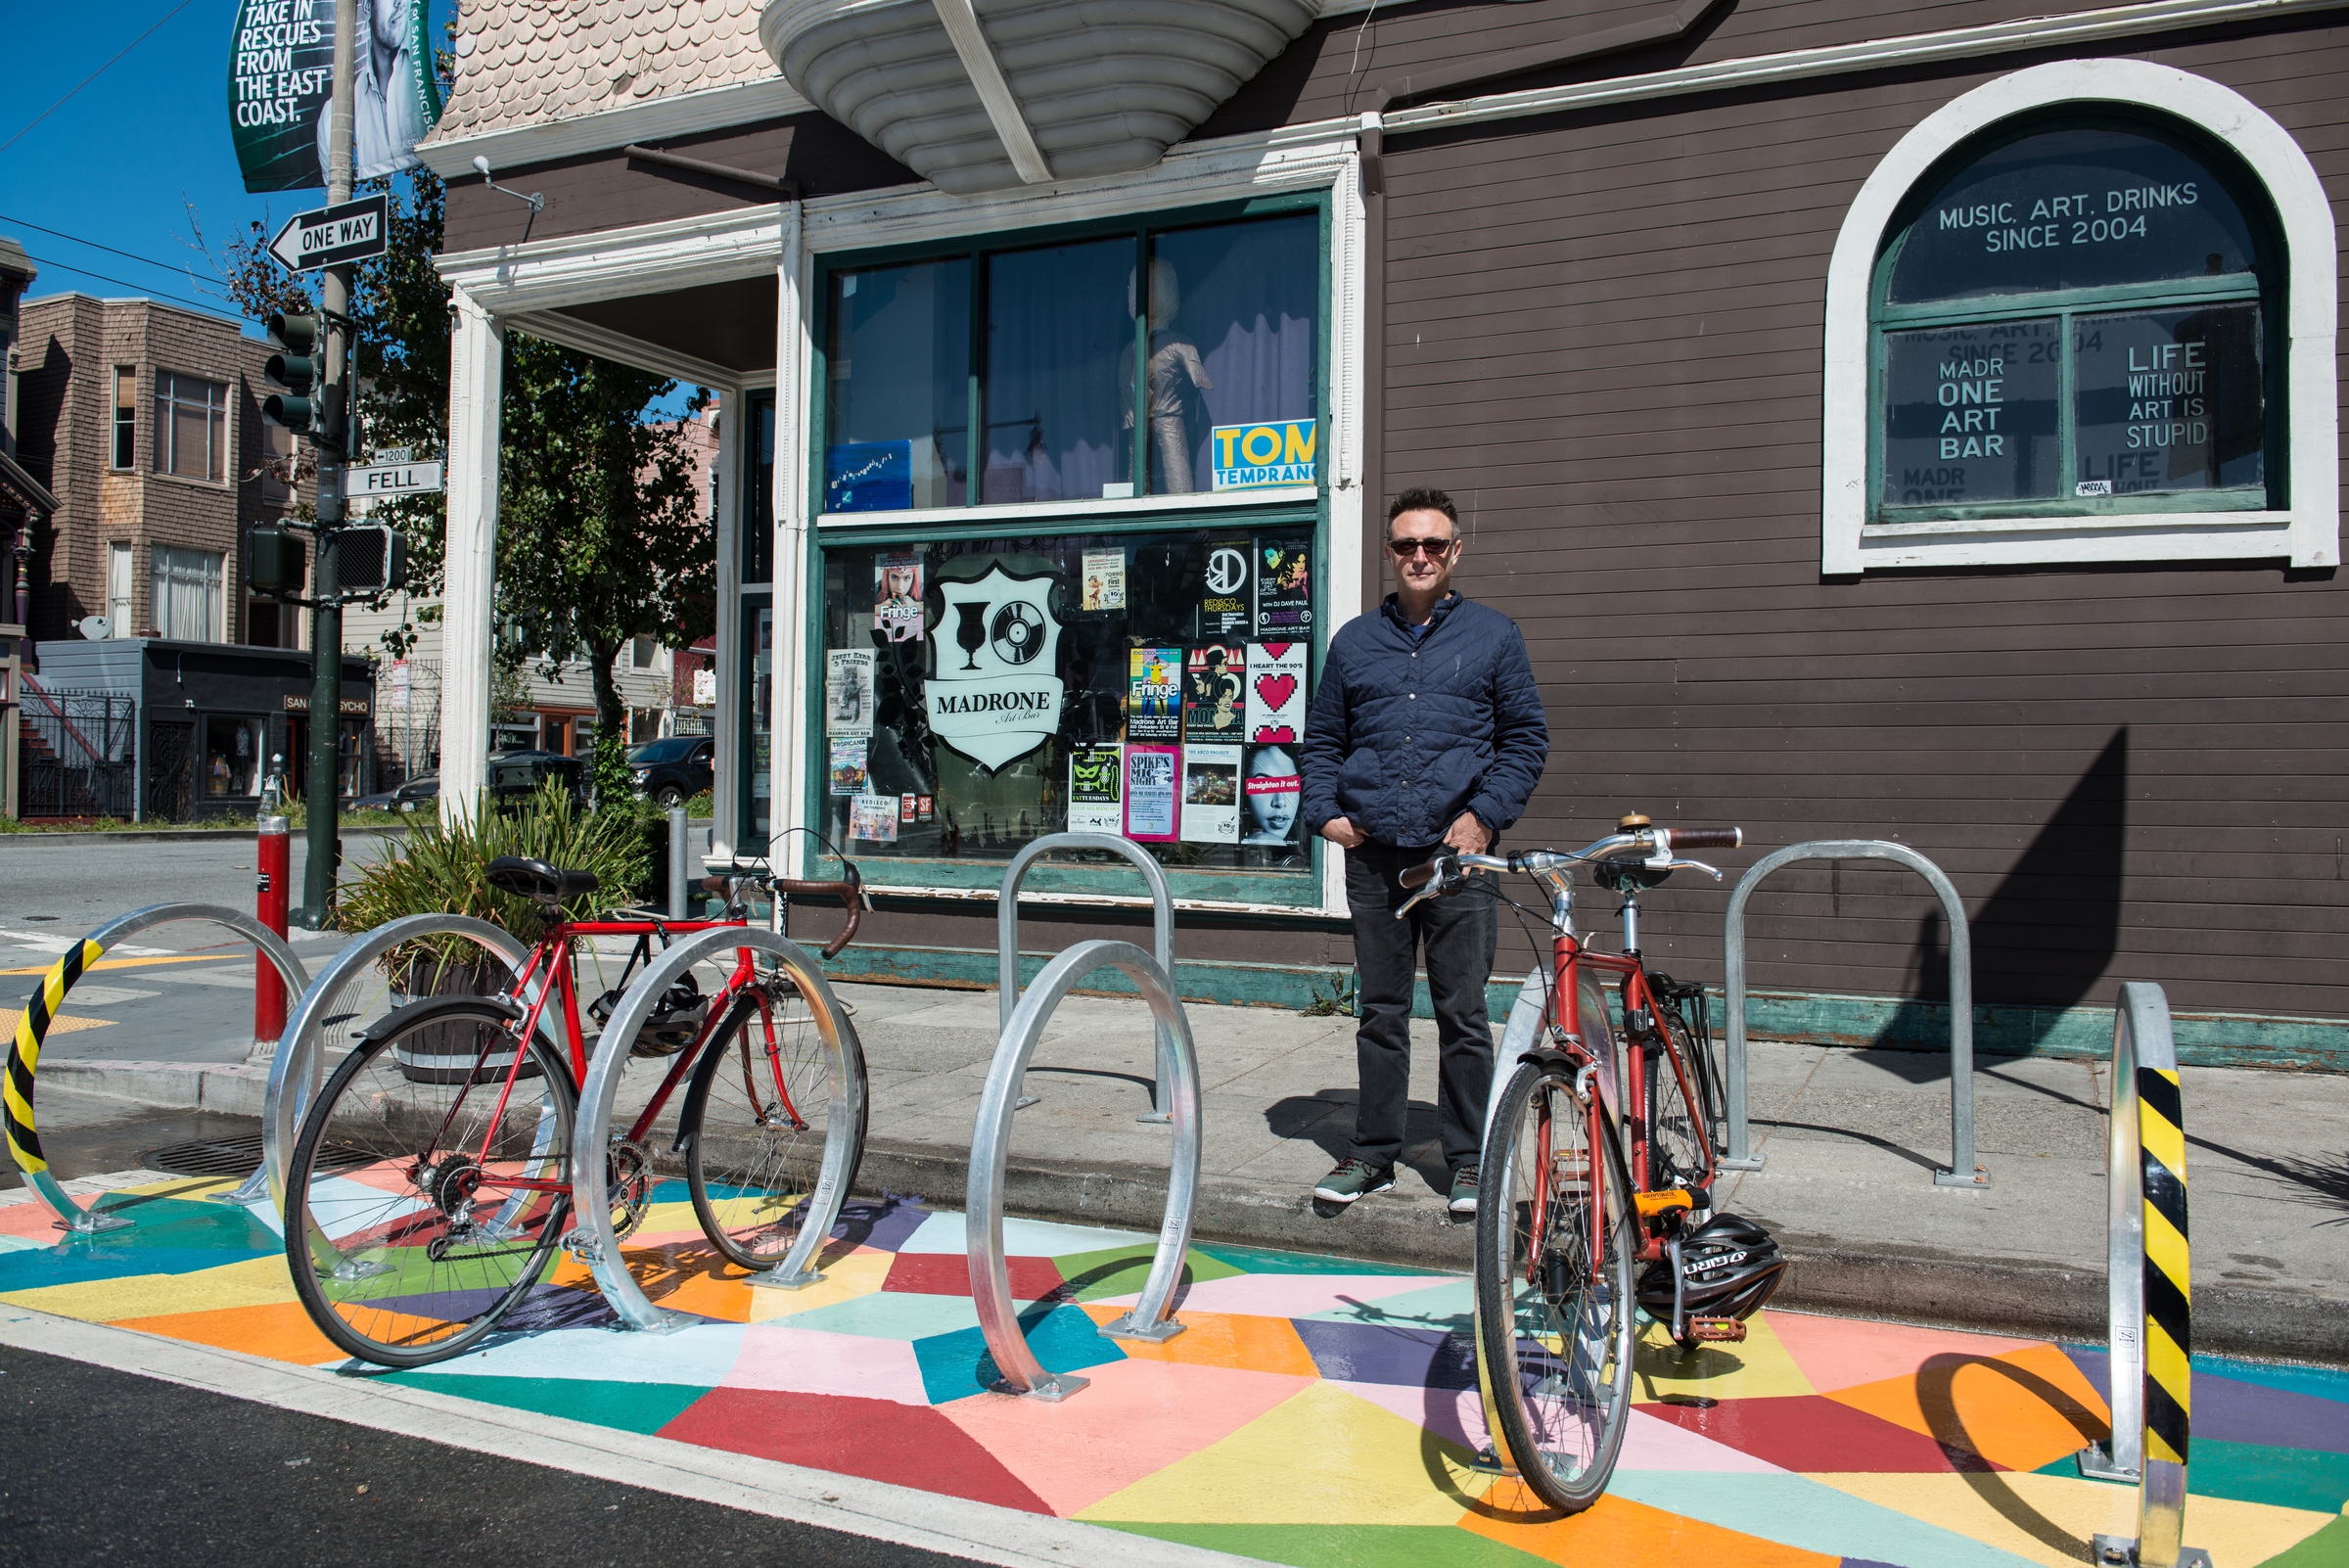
[418,0,2349,1066]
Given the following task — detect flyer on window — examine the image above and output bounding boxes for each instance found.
[1128,646,1182,742]
[1123,745,1178,841]
[874,552,925,642]
[1181,642,1245,740]
[1068,747,1125,832]
[1242,742,1304,848]
[1245,641,1307,743]
[825,648,876,737]
[1200,539,1253,636]
[1255,538,1313,637]
[827,736,868,796]
[848,793,898,842]
[1180,744,1241,843]
[1081,548,1127,612]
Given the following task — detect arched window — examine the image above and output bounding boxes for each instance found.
[1821,61,2337,573]
[1875,121,2276,520]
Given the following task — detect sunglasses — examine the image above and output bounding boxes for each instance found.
[1388,535,1457,558]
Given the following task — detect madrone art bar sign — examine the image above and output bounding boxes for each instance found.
[229,0,441,193]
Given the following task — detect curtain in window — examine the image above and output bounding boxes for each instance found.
[152,545,222,641]
[1149,215,1319,494]
[155,372,226,480]
[985,239,1130,504]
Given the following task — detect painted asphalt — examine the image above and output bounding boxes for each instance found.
[0,1171,2342,1568]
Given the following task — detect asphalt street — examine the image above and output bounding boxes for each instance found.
[0,832,348,925]
[0,1342,986,1568]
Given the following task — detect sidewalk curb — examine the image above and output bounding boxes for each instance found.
[39,1059,272,1118]
[0,826,414,849]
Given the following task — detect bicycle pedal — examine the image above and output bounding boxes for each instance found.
[1687,1316,1746,1343]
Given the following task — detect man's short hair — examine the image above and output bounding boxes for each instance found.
[1386,486,1459,536]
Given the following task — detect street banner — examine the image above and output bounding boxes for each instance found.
[231,0,443,193]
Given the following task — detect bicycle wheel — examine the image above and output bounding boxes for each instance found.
[682,980,866,1271]
[1475,1058,1637,1513]
[285,996,576,1368]
[1662,989,1727,1147]
[1645,1007,1715,1195]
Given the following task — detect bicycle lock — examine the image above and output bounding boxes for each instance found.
[2077,981,2210,1568]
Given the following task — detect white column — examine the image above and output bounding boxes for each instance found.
[440,286,503,823]
[708,373,745,864]
[768,203,813,867]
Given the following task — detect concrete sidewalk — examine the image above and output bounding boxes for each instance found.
[29,974,2349,1363]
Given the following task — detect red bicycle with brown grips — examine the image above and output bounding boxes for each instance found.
[283,856,869,1367]
[1396,814,1757,1512]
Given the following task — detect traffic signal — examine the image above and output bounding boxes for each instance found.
[329,525,409,594]
[246,526,306,598]
[263,310,324,436]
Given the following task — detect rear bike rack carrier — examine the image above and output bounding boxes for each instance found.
[967,937,1202,1400]
[997,832,1177,1120]
[1723,839,1986,1189]
[2078,982,2210,1568]
[572,924,867,1331]
[5,903,308,1232]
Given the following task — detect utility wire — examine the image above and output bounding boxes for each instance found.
[19,253,218,315]
[0,211,197,280]
[0,0,203,156]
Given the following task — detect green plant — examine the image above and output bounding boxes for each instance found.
[1298,969,1359,1018]
[336,782,649,964]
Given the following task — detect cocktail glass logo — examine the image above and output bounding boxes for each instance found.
[925,565,1064,770]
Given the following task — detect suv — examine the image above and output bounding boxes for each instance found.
[628,736,714,807]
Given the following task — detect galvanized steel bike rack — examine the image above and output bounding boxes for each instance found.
[2078,983,2210,1568]
[999,832,1177,1121]
[1723,840,1986,1188]
[6,904,308,1231]
[968,939,1202,1400]
[571,925,866,1331]
[247,913,533,1211]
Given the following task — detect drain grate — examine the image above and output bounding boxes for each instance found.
[139,1133,267,1176]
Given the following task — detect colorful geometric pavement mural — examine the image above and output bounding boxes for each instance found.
[2,1174,2344,1568]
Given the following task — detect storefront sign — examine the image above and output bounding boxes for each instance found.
[285,693,371,715]
[1124,745,1177,841]
[1069,747,1123,832]
[925,566,1064,770]
[1246,641,1306,743]
[1180,744,1240,842]
[1211,420,1317,490]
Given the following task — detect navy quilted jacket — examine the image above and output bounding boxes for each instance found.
[1300,591,1549,849]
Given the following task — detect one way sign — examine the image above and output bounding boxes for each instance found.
[267,196,389,272]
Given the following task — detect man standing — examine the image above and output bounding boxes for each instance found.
[1300,487,1547,1214]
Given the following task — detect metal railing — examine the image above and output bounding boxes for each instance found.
[998,833,1176,1120]
[1723,840,1986,1189]
[17,681,136,818]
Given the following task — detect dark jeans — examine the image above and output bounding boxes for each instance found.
[1344,841,1497,1175]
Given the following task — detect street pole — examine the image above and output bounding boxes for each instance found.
[298,0,357,929]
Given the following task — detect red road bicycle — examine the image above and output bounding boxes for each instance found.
[284,855,867,1367]
[1401,813,1786,1512]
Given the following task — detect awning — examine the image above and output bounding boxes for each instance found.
[760,0,1320,196]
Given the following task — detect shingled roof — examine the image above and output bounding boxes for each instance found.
[429,0,778,143]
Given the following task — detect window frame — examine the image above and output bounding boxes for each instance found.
[111,367,137,470]
[1821,60,2338,573]
[153,369,229,484]
[785,192,1336,904]
[1866,115,2282,528]
[149,543,225,642]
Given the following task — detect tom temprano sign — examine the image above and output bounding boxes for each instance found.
[229,0,444,194]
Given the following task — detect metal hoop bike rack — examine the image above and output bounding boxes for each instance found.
[245,913,534,1211]
[2078,983,2209,1568]
[967,938,1202,1400]
[998,833,1177,1120]
[7,903,308,1232]
[1724,839,1986,1188]
[571,924,867,1332]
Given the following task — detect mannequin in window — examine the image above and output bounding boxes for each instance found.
[1124,258,1214,493]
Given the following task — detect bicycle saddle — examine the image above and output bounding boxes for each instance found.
[486,855,600,903]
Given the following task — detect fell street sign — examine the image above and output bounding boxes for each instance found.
[267,196,389,271]
[349,460,444,496]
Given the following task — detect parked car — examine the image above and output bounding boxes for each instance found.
[627,736,714,807]
[353,774,439,813]
[487,749,588,808]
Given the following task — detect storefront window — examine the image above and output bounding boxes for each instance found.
[1873,122,2276,516]
[745,395,775,583]
[203,715,265,797]
[816,527,1315,880]
[818,210,1321,516]
[746,603,773,851]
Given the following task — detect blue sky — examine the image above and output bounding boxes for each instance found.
[3,0,458,335]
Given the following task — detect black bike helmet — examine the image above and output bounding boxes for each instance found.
[1635,1213,1787,1322]
[589,971,711,1058]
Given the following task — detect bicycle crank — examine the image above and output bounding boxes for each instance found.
[606,1137,655,1240]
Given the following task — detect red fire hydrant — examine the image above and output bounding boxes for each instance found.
[255,774,291,1056]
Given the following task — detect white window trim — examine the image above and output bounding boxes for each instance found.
[1822,59,2338,573]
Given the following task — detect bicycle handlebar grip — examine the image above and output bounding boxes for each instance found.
[1399,860,1442,890]
[765,873,863,959]
[1671,828,1743,850]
